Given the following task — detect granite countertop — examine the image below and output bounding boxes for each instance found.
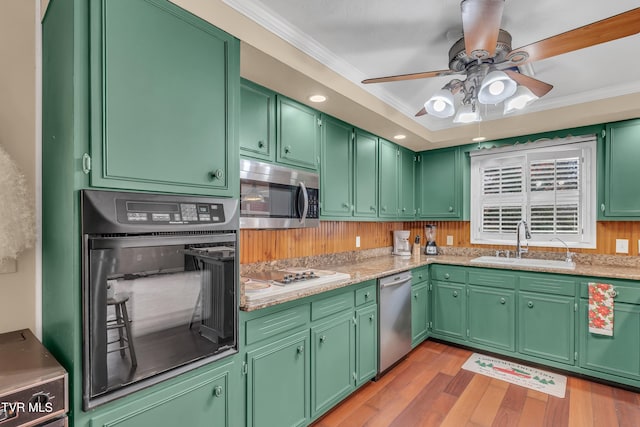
[240,252,640,312]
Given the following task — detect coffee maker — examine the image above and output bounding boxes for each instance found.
[392,230,411,256]
[424,225,438,255]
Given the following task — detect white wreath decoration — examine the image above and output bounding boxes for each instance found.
[0,144,35,262]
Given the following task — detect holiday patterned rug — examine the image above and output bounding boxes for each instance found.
[462,353,567,398]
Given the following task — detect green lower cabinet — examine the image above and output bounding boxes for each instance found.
[355,305,378,385]
[311,312,355,417]
[468,286,515,352]
[432,281,466,340]
[411,283,429,346]
[579,300,640,380]
[246,331,309,427]
[518,292,575,365]
[89,360,236,427]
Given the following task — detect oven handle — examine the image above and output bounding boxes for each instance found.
[89,233,236,249]
[298,182,309,223]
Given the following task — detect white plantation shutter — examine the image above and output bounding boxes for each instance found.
[470,136,597,248]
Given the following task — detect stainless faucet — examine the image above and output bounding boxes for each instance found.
[515,220,531,258]
[553,237,575,264]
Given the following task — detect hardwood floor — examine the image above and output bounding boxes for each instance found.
[312,341,640,427]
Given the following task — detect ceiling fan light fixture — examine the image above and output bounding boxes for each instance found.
[453,103,481,124]
[504,86,538,114]
[424,89,455,118]
[478,70,517,104]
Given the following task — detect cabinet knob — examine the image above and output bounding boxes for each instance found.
[448,206,454,212]
[414,293,419,299]
[364,292,370,299]
[444,273,450,279]
[600,203,605,212]
[258,140,265,148]
[418,275,423,280]
[402,207,406,212]
[297,345,304,354]
[284,145,291,154]
[452,290,458,297]
[370,205,376,211]
[369,314,374,322]
[500,298,506,305]
[527,301,534,308]
[213,385,223,397]
[320,335,327,343]
[381,205,387,212]
[342,202,350,209]
[209,169,224,180]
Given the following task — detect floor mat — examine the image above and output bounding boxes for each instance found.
[462,353,567,398]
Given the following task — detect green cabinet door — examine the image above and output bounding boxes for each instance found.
[320,116,353,217]
[579,301,640,380]
[89,361,235,427]
[399,146,416,218]
[432,281,466,339]
[416,147,461,219]
[603,119,640,218]
[240,80,275,161]
[468,286,515,352]
[356,305,378,386]
[518,292,575,365]
[277,96,320,170]
[378,139,399,218]
[353,130,378,217]
[311,312,355,417]
[90,0,239,197]
[411,282,429,346]
[247,331,309,427]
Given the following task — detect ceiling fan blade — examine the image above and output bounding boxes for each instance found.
[504,70,553,97]
[461,0,505,59]
[415,107,427,117]
[507,7,640,65]
[362,69,458,84]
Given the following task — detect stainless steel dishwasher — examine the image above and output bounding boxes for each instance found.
[378,271,412,375]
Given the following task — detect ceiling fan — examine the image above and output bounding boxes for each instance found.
[362,0,640,121]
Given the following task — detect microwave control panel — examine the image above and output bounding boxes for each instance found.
[307,188,319,219]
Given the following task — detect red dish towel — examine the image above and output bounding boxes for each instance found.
[588,282,614,336]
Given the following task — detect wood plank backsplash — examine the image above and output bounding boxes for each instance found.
[240,221,640,263]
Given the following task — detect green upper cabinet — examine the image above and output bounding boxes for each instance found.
[277,96,321,170]
[89,0,239,197]
[378,139,399,218]
[353,129,379,218]
[602,119,640,218]
[416,146,462,219]
[320,116,353,217]
[399,146,416,218]
[240,80,276,162]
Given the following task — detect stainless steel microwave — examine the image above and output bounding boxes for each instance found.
[240,159,319,229]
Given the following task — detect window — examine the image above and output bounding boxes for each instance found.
[470,135,597,248]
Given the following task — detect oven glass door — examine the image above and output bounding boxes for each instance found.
[85,233,236,401]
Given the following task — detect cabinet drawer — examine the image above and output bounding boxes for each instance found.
[355,282,377,307]
[412,265,429,284]
[578,279,640,305]
[431,265,466,283]
[519,273,575,296]
[246,305,310,346]
[312,291,354,321]
[468,269,516,290]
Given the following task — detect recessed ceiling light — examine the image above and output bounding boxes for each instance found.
[472,136,487,142]
[308,95,326,103]
[394,134,406,140]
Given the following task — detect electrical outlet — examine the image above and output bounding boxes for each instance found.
[446,235,454,246]
[355,236,361,248]
[616,239,629,254]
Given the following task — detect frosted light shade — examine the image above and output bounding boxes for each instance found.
[504,86,538,114]
[424,89,455,118]
[453,104,481,123]
[478,70,517,104]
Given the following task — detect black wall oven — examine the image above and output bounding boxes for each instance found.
[81,190,238,409]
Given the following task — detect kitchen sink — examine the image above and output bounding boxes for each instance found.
[470,256,576,270]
